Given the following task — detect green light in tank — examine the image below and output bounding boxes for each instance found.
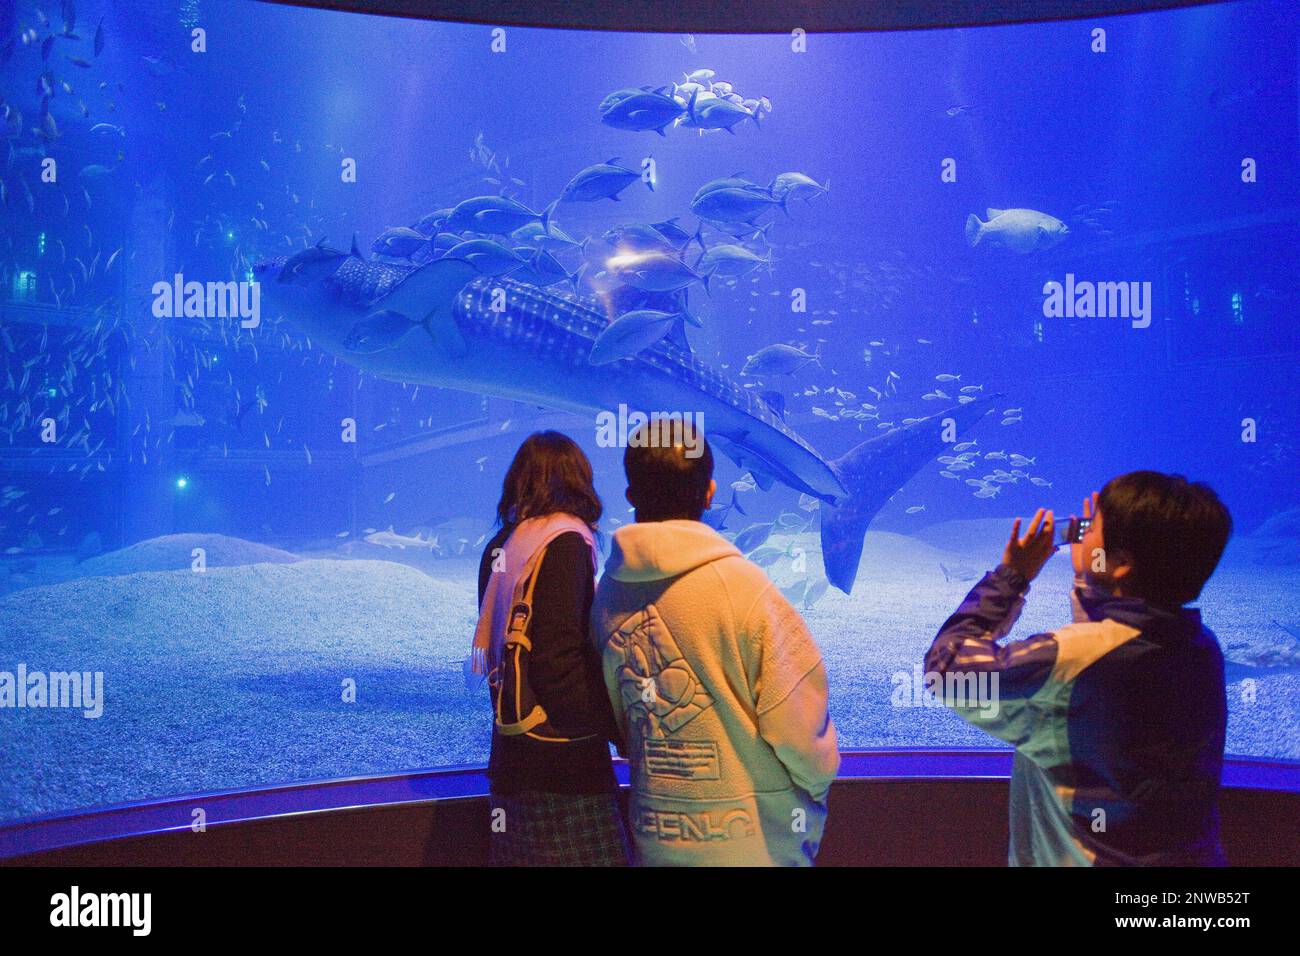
[13,271,36,301]
[37,233,46,256]
[175,476,189,490]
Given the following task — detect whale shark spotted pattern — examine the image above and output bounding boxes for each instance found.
[256,251,999,593]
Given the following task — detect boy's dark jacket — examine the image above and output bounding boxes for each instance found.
[925,564,1227,866]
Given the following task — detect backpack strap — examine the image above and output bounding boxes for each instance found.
[504,544,547,652]
[494,537,600,743]
[495,543,552,736]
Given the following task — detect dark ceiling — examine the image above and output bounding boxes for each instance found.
[256,0,1232,34]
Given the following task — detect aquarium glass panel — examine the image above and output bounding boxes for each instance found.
[1,0,1297,823]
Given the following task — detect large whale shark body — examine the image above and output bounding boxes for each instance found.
[254,247,997,593]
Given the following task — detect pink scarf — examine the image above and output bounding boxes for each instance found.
[470,513,597,676]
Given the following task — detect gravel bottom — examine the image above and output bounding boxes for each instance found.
[1,525,1295,823]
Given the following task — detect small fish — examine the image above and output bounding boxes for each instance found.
[733,521,775,553]
[748,546,786,568]
[905,505,926,514]
[803,577,830,608]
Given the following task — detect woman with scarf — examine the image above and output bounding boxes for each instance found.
[471,431,629,866]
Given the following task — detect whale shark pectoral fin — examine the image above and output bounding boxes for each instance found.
[421,309,469,358]
[377,257,481,359]
[666,318,695,355]
[710,429,780,491]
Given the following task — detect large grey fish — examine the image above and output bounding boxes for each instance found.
[588,309,682,365]
[692,185,785,225]
[445,194,554,236]
[965,208,1069,253]
[742,343,819,376]
[560,158,648,203]
[600,89,685,136]
[685,90,758,134]
[254,247,998,593]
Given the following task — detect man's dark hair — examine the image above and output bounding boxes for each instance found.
[624,419,714,522]
[1097,470,1232,608]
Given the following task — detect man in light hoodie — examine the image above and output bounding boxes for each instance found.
[591,419,840,866]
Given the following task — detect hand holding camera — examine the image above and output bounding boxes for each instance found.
[1001,508,1057,583]
[1069,492,1099,577]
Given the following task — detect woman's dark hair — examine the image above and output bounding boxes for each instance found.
[1097,470,1232,609]
[496,431,602,529]
[624,419,714,521]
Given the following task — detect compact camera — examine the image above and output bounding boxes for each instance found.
[1057,515,1092,547]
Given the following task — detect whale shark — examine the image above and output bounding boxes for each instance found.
[253,246,998,593]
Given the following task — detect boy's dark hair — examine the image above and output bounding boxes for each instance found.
[624,419,714,522]
[496,430,602,529]
[1098,470,1232,608]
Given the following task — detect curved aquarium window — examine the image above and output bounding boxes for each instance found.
[1,0,1297,824]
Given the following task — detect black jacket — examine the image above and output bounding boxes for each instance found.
[478,526,619,795]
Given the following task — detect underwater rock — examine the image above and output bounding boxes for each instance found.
[76,533,301,578]
[1226,508,1300,566]
[75,531,104,563]
[1224,620,1300,679]
[1253,508,1300,538]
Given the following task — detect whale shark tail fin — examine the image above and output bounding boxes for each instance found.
[820,394,1001,594]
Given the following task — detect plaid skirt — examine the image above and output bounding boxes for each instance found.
[489,790,631,867]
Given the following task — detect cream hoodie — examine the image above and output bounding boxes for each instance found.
[592,519,839,866]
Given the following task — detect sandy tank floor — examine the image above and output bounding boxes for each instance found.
[1,525,1296,823]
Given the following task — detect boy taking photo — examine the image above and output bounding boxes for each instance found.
[924,470,1233,866]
